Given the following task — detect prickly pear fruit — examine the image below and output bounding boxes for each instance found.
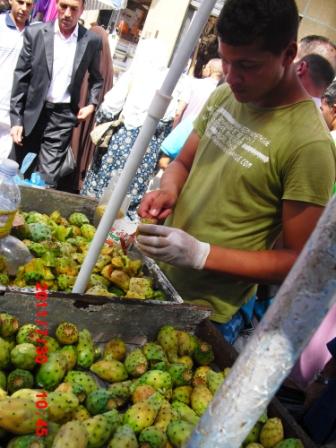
[193,341,214,366]
[47,391,79,422]
[172,386,193,405]
[260,418,284,448]
[243,422,262,445]
[274,439,304,448]
[52,420,88,448]
[7,369,34,394]
[192,366,211,386]
[43,336,60,353]
[108,424,138,448]
[44,421,60,448]
[138,370,172,395]
[157,326,178,363]
[90,359,128,383]
[64,370,98,395]
[103,338,126,361]
[55,382,86,403]
[36,352,67,390]
[0,313,19,338]
[245,445,264,448]
[171,401,199,425]
[132,384,156,403]
[177,331,198,357]
[142,342,167,364]
[0,387,6,399]
[139,425,168,448]
[206,370,224,395]
[59,345,77,371]
[168,364,192,387]
[0,371,5,390]
[85,388,116,415]
[125,348,148,377]
[124,392,163,432]
[77,329,95,369]
[108,380,132,406]
[190,385,213,416]
[10,343,36,370]
[16,324,39,346]
[176,356,193,370]
[71,404,91,421]
[84,414,112,448]
[7,435,45,448]
[0,398,38,434]
[11,388,43,402]
[55,322,79,345]
[0,337,10,369]
[102,409,122,435]
[167,420,193,447]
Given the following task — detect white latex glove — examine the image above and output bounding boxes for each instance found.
[136,224,210,270]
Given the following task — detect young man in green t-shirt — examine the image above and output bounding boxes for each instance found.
[137,0,336,341]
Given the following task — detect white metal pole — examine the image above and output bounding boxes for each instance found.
[73,0,218,293]
[187,195,336,447]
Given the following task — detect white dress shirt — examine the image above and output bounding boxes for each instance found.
[46,21,78,103]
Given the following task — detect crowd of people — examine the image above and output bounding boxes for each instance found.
[1,0,336,442]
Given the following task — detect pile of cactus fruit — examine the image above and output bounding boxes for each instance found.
[0,313,303,448]
[0,210,165,300]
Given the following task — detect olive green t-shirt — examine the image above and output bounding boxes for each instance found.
[162,85,336,323]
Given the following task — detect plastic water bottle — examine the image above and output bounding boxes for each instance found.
[0,160,31,275]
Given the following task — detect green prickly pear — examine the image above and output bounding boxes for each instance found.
[260,418,284,448]
[193,340,214,366]
[47,391,79,422]
[0,337,10,369]
[43,336,60,353]
[90,359,128,383]
[103,338,126,361]
[4,335,16,352]
[108,424,138,448]
[0,313,19,338]
[64,370,98,395]
[192,366,211,387]
[172,386,193,405]
[171,401,199,425]
[125,348,148,377]
[138,370,172,396]
[77,329,95,369]
[0,398,38,434]
[59,345,77,371]
[157,326,178,362]
[10,343,36,370]
[154,400,172,432]
[55,322,79,345]
[176,331,198,357]
[176,356,193,370]
[36,352,67,390]
[167,420,193,447]
[52,420,88,448]
[124,392,163,432]
[132,384,156,403]
[0,371,5,390]
[85,388,117,415]
[139,425,167,448]
[206,370,224,395]
[168,363,192,387]
[102,409,122,435]
[243,422,262,445]
[274,439,304,448]
[11,388,44,402]
[6,435,45,448]
[7,369,34,394]
[44,421,60,448]
[55,382,86,403]
[190,385,213,416]
[71,404,91,421]
[16,324,40,346]
[108,380,132,406]
[84,414,112,448]
[142,342,167,364]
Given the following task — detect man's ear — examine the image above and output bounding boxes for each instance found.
[284,41,298,67]
[296,60,308,77]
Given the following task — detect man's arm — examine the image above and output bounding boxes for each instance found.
[86,37,103,109]
[172,100,188,128]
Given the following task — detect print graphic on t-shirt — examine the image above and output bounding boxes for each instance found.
[205,106,270,168]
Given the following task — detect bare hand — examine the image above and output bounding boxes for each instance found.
[138,189,177,221]
[77,105,95,121]
[10,126,24,145]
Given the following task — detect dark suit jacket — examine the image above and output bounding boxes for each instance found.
[10,22,103,136]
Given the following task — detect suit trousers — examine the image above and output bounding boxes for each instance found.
[10,103,78,187]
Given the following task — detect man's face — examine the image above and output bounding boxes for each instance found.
[57,0,84,36]
[9,0,33,28]
[218,40,295,106]
[320,98,335,131]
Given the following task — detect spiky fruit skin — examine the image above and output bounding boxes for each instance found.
[43,336,60,353]
[102,409,123,435]
[190,385,213,417]
[6,434,45,448]
[206,370,224,395]
[176,331,198,357]
[103,338,127,361]
[193,341,214,366]
[0,313,19,338]
[132,384,156,403]
[44,421,60,448]
[90,359,128,383]
[138,370,172,396]
[60,345,77,371]
[167,420,193,447]
[139,425,168,448]
[47,391,79,422]
[274,438,304,448]
[52,420,88,448]
[142,342,167,364]
[260,418,284,448]
[172,386,193,405]
[192,366,211,387]
[154,400,172,432]
[16,324,40,346]
[108,380,132,405]
[171,401,199,425]
[10,343,36,371]
[176,356,193,370]
[71,404,91,421]
[108,424,138,448]
[243,422,262,446]
[125,349,149,378]
[77,329,95,369]
[55,322,79,345]
[168,364,192,387]
[36,352,67,390]
[55,382,86,402]
[7,369,34,394]
[84,414,112,448]
[64,370,98,395]
[85,388,116,415]
[0,337,10,369]
[124,393,163,433]
[157,326,178,363]
[0,398,38,434]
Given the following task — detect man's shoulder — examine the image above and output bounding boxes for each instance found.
[25,21,53,37]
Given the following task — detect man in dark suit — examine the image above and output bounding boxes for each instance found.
[9,0,103,187]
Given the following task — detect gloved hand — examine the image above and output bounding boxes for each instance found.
[136,224,210,270]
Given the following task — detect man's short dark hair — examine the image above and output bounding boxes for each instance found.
[299,54,335,90]
[322,81,336,107]
[299,35,336,52]
[217,0,299,54]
